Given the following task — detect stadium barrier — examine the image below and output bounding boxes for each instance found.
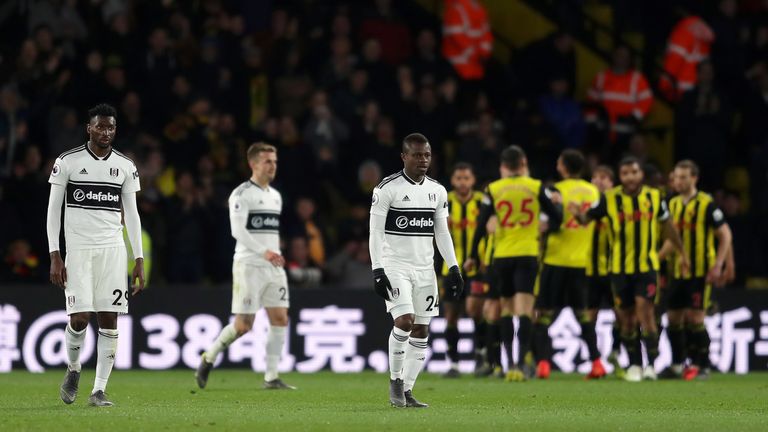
[2,285,767,373]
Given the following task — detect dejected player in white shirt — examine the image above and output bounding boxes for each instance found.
[369,133,464,408]
[47,103,145,407]
[196,143,295,390]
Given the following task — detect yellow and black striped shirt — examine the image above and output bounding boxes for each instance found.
[586,216,613,277]
[587,185,669,274]
[668,192,725,279]
[442,190,485,277]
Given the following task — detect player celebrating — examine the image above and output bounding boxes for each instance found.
[660,160,732,380]
[441,163,486,378]
[465,145,562,382]
[48,104,145,407]
[196,143,295,390]
[533,150,602,379]
[586,166,625,378]
[570,157,687,382]
[369,133,463,408]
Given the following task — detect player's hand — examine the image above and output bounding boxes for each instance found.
[722,261,736,285]
[486,216,497,234]
[264,250,285,267]
[372,268,393,301]
[50,251,67,289]
[132,258,145,295]
[463,258,476,273]
[567,201,581,216]
[446,266,464,299]
[549,190,563,205]
[680,255,691,278]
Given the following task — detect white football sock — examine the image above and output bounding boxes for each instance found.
[389,327,411,380]
[204,323,238,363]
[403,336,428,392]
[93,328,118,393]
[265,326,286,382]
[65,324,86,373]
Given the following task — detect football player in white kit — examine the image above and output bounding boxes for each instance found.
[369,133,464,408]
[47,104,145,407]
[196,143,295,390]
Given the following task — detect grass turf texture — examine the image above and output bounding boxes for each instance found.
[2,370,767,431]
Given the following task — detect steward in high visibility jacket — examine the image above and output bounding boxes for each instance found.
[442,0,493,80]
[659,16,714,102]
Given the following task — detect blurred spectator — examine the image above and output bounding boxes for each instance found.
[441,0,492,81]
[325,238,371,289]
[303,91,349,176]
[458,111,505,183]
[5,145,48,254]
[164,171,209,283]
[1,239,41,282]
[286,236,322,289]
[360,0,413,65]
[538,76,585,150]
[47,106,82,157]
[517,31,576,98]
[709,0,751,101]
[290,196,326,267]
[585,45,653,161]
[273,46,314,119]
[0,85,28,177]
[660,16,714,101]
[410,29,453,85]
[676,61,732,189]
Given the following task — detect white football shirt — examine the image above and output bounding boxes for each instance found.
[370,170,449,270]
[229,180,282,266]
[48,144,140,250]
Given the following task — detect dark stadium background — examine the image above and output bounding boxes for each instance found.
[1,0,768,373]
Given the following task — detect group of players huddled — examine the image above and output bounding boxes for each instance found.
[439,146,733,383]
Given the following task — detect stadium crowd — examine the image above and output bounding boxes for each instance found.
[0,0,767,289]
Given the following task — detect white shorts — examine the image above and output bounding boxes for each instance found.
[232,260,289,314]
[64,246,128,315]
[385,267,439,323]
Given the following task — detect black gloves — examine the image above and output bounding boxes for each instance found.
[372,268,393,300]
[445,265,464,299]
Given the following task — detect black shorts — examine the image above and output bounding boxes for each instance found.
[535,264,587,310]
[494,256,538,298]
[668,278,711,310]
[484,264,501,300]
[587,275,614,309]
[611,272,658,309]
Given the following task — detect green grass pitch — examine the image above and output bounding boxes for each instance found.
[2,370,767,431]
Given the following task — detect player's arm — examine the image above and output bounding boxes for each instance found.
[465,192,493,272]
[46,183,66,288]
[229,197,284,266]
[369,187,394,300]
[723,241,736,285]
[123,192,145,294]
[657,238,675,261]
[539,186,563,231]
[705,203,732,285]
[659,199,689,274]
[570,193,606,225]
[434,189,463,297]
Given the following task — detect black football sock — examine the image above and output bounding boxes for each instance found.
[474,318,487,356]
[622,331,641,366]
[690,324,711,369]
[641,330,659,365]
[500,315,515,370]
[666,323,686,365]
[445,324,459,366]
[517,315,532,368]
[580,319,600,361]
[534,313,553,362]
[486,321,502,368]
[611,320,622,353]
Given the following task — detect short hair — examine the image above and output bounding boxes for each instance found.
[452,162,474,174]
[559,149,585,176]
[501,145,526,170]
[675,159,700,177]
[402,133,429,153]
[88,103,117,120]
[618,155,641,169]
[247,142,277,161]
[593,165,615,182]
